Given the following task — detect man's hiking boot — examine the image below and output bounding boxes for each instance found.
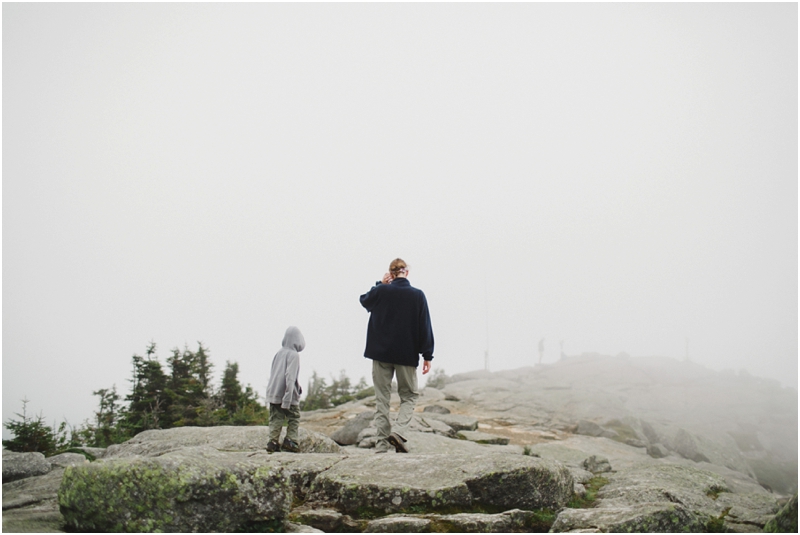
[281,437,300,453]
[266,439,281,453]
[387,432,409,453]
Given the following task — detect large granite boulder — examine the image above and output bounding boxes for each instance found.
[103,425,340,458]
[3,450,52,483]
[58,446,293,532]
[305,452,573,516]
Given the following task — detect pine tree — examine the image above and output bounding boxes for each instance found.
[2,399,57,455]
[219,361,243,415]
[123,345,169,435]
[92,386,124,447]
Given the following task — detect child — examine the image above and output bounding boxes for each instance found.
[265,326,305,453]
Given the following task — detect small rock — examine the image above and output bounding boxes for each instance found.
[423,413,479,432]
[290,507,344,532]
[366,515,431,532]
[582,455,612,474]
[673,428,711,463]
[412,416,456,437]
[647,443,670,459]
[568,468,596,485]
[576,420,617,439]
[330,411,375,446]
[422,404,450,414]
[284,522,324,533]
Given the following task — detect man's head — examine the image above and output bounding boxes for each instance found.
[389,258,409,279]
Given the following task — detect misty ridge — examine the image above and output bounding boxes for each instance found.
[434,352,797,495]
[315,351,798,496]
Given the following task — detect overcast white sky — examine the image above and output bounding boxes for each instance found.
[3,3,797,435]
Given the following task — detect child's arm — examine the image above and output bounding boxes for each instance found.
[282,352,301,409]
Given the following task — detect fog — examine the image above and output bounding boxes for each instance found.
[3,3,797,437]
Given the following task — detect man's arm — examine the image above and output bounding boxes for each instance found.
[359,273,392,312]
[418,293,434,362]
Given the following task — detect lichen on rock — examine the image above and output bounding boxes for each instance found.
[58,447,292,532]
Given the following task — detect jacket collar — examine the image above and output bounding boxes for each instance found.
[391,278,411,286]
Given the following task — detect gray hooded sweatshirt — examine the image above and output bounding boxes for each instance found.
[266,326,306,409]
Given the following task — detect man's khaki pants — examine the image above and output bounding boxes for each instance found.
[372,360,419,449]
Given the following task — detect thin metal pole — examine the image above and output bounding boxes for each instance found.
[484,272,490,372]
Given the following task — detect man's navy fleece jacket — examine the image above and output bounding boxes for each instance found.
[360,277,434,367]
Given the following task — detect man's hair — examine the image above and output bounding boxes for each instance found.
[389,258,408,276]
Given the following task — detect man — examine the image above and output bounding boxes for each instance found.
[360,258,434,453]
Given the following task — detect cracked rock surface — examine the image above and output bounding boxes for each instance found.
[3,354,795,532]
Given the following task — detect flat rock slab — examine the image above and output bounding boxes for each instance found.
[599,463,731,513]
[552,502,705,532]
[715,491,781,530]
[103,426,340,458]
[458,430,510,445]
[423,413,479,431]
[552,461,780,533]
[3,451,51,483]
[2,500,64,533]
[305,452,573,516]
[3,468,65,511]
[3,468,67,533]
[366,515,432,532]
[46,453,89,470]
[363,430,514,455]
[58,446,293,532]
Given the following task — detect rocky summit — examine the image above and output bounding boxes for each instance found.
[3,353,797,532]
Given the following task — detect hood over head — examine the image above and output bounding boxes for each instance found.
[282,326,305,352]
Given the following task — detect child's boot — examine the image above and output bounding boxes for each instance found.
[281,437,300,453]
[266,439,281,453]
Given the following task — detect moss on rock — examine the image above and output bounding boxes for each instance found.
[58,449,292,532]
